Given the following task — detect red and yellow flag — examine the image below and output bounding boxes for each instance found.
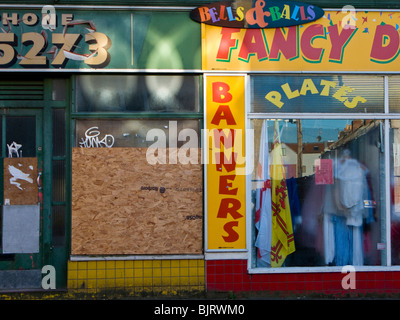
[270,121,295,267]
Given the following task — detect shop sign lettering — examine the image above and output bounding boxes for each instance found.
[215,23,400,64]
[265,78,367,109]
[206,76,246,250]
[0,10,111,68]
[203,10,400,71]
[190,0,324,29]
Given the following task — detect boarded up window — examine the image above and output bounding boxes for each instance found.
[71,147,203,255]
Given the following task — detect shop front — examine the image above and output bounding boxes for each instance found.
[1,0,400,297]
[0,4,204,292]
[202,3,400,295]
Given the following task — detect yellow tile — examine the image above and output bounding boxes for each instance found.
[116,278,125,288]
[88,269,96,279]
[97,261,106,269]
[134,277,144,286]
[153,260,161,268]
[68,261,78,270]
[77,270,87,280]
[87,279,97,289]
[134,260,143,268]
[162,268,170,277]
[143,277,152,286]
[180,260,189,268]
[171,260,180,268]
[179,277,189,285]
[161,277,171,286]
[171,268,180,277]
[189,267,198,276]
[105,279,115,288]
[106,260,116,269]
[161,260,171,268]
[125,278,134,287]
[189,276,201,285]
[88,261,96,270]
[96,269,106,278]
[78,261,88,270]
[171,277,180,286]
[106,269,115,278]
[143,260,152,268]
[68,279,78,288]
[153,277,162,286]
[188,260,198,267]
[125,268,134,278]
[115,269,124,278]
[143,268,152,277]
[68,270,77,280]
[153,268,161,277]
[97,279,106,289]
[198,269,205,277]
[115,260,124,269]
[134,268,143,278]
[180,268,189,277]
[125,260,134,268]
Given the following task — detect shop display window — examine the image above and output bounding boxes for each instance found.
[251,118,384,268]
[249,74,396,269]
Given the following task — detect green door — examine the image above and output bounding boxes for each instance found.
[0,108,45,290]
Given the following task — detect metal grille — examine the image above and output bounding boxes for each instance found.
[0,80,44,101]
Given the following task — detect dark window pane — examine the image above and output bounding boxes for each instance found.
[75,75,200,113]
[6,116,36,157]
[52,109,66,157]
[52,160,65,203]
[52,205,65,247]
[52,79,67,101]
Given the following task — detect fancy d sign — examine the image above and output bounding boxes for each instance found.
[190,0,324,29]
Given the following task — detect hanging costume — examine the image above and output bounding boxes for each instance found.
[323,151,373,266]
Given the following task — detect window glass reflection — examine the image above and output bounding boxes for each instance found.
[252,119,383,268]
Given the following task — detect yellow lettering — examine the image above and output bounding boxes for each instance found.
[300,78,319,95]
[344,96,367,108]
[281,5,291,19]
[320,80,337,96]
[332,85,354,102]
[265,91,284,108]
[281,83,300,99]
[236,7,244,21]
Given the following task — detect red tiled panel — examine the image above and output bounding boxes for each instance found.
[205,260,400,296]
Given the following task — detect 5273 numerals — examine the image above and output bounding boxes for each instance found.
[0,31,111,68]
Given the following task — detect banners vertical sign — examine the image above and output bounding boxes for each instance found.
[206,76,246,250]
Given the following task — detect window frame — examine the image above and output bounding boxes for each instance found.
[70,72,205,260]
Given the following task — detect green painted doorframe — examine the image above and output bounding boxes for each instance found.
[0,77,70,289]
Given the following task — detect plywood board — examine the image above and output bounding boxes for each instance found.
[71,147,203,255]
[3,158,38,205]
